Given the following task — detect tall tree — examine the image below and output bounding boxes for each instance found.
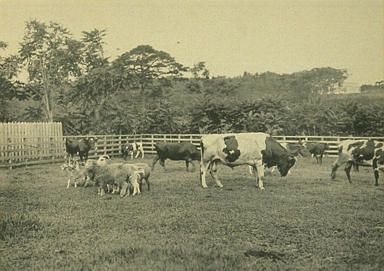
[19,20,83,121]
[113,45,187,95]
[0,41,28,121]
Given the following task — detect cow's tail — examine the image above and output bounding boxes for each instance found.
[338,144,343,154]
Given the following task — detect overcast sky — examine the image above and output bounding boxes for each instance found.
[1,0,383,85]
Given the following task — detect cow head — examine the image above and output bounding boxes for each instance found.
[277,156,296,177]
[86,137,97,148]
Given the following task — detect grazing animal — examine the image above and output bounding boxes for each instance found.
[302,141,329,165]
[152,142,201,171]
[200,133,296,190]
[122,142,144,160]
[331,139,384,185]
[130,163,151,192]
[84,161,140,196]
[97,155,111,166]
[65,137,96,164]
[61,160,88,188]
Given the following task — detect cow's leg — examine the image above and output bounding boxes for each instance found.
[331,155,348,179]
[209,161,223,188]
[190,160,196,171]
[344,161,353,183]
[319,154,323,165]
[255,160,265,190]
[159,159,166,170]
[185,159,195,172]
[373,159,379,186]
[135,150,140,159]
[151,155,160,170]
[200,160,211,188]
[145,177,150,191]
[130,151,133,160]
[67,177,71,189]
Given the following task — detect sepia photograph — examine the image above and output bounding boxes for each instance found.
[1,0,383,270]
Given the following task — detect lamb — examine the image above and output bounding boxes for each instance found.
[130,163,151,193]
[61,160,88,188]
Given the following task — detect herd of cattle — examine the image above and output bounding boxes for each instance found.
[62,133,384,197]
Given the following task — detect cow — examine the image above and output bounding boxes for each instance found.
[65,137,96,164]
[200,133,296,190]
[330,139,384,185]
[152,142,201,171]
[302,141,329,165]
[122,142,144,160]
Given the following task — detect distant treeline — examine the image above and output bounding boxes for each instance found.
[1,20,383,136]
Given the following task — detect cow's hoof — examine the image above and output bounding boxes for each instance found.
[259,187,265,190]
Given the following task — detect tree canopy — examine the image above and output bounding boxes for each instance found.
[1,19,383,137]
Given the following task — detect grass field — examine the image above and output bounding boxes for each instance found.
[1,156,384,271]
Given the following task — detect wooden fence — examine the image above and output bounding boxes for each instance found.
[1,124,384,169]
[0,122,64,169]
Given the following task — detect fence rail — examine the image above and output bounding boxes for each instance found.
[1,130,383,169]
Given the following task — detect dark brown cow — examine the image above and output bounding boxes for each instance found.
[65,137,96,163]
[152,142,201,171]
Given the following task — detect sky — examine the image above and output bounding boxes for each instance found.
[0,0,383,86]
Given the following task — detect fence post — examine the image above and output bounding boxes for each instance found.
[103,136,106,155]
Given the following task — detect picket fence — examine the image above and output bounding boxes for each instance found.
[1,123,384,169]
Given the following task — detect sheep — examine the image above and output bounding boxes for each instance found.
[84,162,140,197]
[129,163,151,193]
[61,160,88,188]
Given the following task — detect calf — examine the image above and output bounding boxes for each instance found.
[122,142,144,160]
[303,141,329,165]
[331,139,384,185]
[152,142,201,171]
[65,137,96,164]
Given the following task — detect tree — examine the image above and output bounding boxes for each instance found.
[113,45,187,95]
[80,29,108,72]
[190,61,210,79]
[19,20,83,121]
[0,41,28,121]
[288,67,348,99]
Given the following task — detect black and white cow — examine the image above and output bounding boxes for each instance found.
[200,133,296,190]
[122,142,144,160]
[330,139,384,185]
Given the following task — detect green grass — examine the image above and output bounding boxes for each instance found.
[1,156,384,270]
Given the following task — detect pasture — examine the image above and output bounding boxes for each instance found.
[1,156,384,270]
